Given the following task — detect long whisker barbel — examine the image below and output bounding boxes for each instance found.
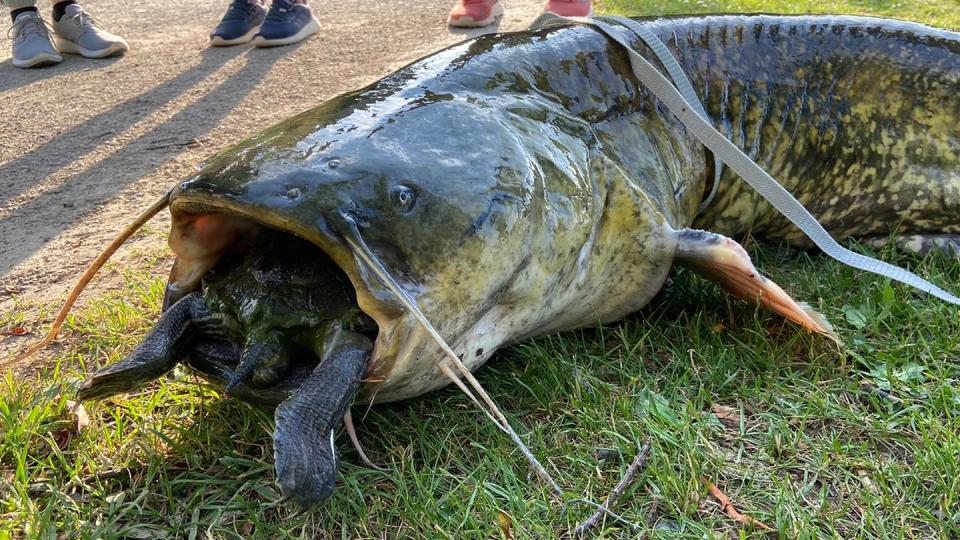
[339,212,567,499]
[340,219,647,531]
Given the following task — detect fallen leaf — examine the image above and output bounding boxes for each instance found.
[703,478,772,531]
[857,470,878,494]
[1,326,29,336]
[711,404,739,425]
[497,510,513,539]
[52,428,73,450]
[66,400,90,432]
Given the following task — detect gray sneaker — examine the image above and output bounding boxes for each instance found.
[52,4,128,58]
[10,11,62,68]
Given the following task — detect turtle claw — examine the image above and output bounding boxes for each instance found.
[226,334,288,393]
[77,293,216,402]
[272,331,371,509]
[274,428,339,508]
[77,364,153,402]
[225,367,251,394]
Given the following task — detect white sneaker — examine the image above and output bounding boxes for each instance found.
[9,11,62,68]
[51,4,128,59]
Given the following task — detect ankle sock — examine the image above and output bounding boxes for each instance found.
[52,0,76,22]
[10,6,38,23]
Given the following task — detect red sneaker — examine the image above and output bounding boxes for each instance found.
[448,0,504,27]
[543,0,592,17]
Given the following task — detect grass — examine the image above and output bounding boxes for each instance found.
[3,2,960,538]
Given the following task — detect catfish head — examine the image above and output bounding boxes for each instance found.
[164,71,599,402]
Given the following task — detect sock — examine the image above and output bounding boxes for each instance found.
[52,0,76,22]
[10,6,38,23]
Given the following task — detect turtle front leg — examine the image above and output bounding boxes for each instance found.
[77,293,219,401]
[273,331,371,508]
[225,332,289,392]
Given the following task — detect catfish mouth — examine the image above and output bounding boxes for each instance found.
[165,196,406,401]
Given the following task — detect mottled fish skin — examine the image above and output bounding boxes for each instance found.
[647,15,960,243]
[169,15,959,402]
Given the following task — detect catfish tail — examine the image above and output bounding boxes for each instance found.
[644,15,960,244]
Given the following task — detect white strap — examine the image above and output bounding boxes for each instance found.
[529,14,960,306]
[591,15,723,214]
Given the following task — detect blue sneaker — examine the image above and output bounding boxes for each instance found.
[252,0,319,48]
[211,0,266,47]
[10,11,62,68]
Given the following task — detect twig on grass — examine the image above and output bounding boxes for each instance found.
[637,497,661,540]
[574,442,651,537]
[858,382,903,405]
[703,478,773,531]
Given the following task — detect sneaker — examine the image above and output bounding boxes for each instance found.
[252,0,320,48]
[447,0,504,28]
[211,0,266,47]
[543,0,592,17]
[52,4,128,58]
[9,11,62,68]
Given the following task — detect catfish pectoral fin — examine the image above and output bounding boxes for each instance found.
[77,293,216,401]
[674,229,840,345]
[273,332,371,509]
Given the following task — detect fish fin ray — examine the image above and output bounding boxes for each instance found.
[343,410,388,472]
[675,229,841,345]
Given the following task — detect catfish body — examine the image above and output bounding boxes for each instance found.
[165,15,960,403]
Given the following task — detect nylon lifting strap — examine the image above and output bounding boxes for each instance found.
[596,15,723,214]
[529,13,960,306]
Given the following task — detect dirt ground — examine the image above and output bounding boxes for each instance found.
[0,0,544,326]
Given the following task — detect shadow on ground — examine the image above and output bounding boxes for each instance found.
[0,53,125,95]
[0,43,303,271]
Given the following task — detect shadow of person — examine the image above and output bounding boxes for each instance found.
[0,42,303,272]
[0,53,126,95]
[0,46,241,209]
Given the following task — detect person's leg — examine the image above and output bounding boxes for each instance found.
[447,0,503,28]
[3,0,38,19]
[252,0,319,48]
[542,0,591,17]
[211,0,266,47]
[50,1,128,58]
[4,0,62,68]
[51,0,73,21]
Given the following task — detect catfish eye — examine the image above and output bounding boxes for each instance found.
[390,185,417,213]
